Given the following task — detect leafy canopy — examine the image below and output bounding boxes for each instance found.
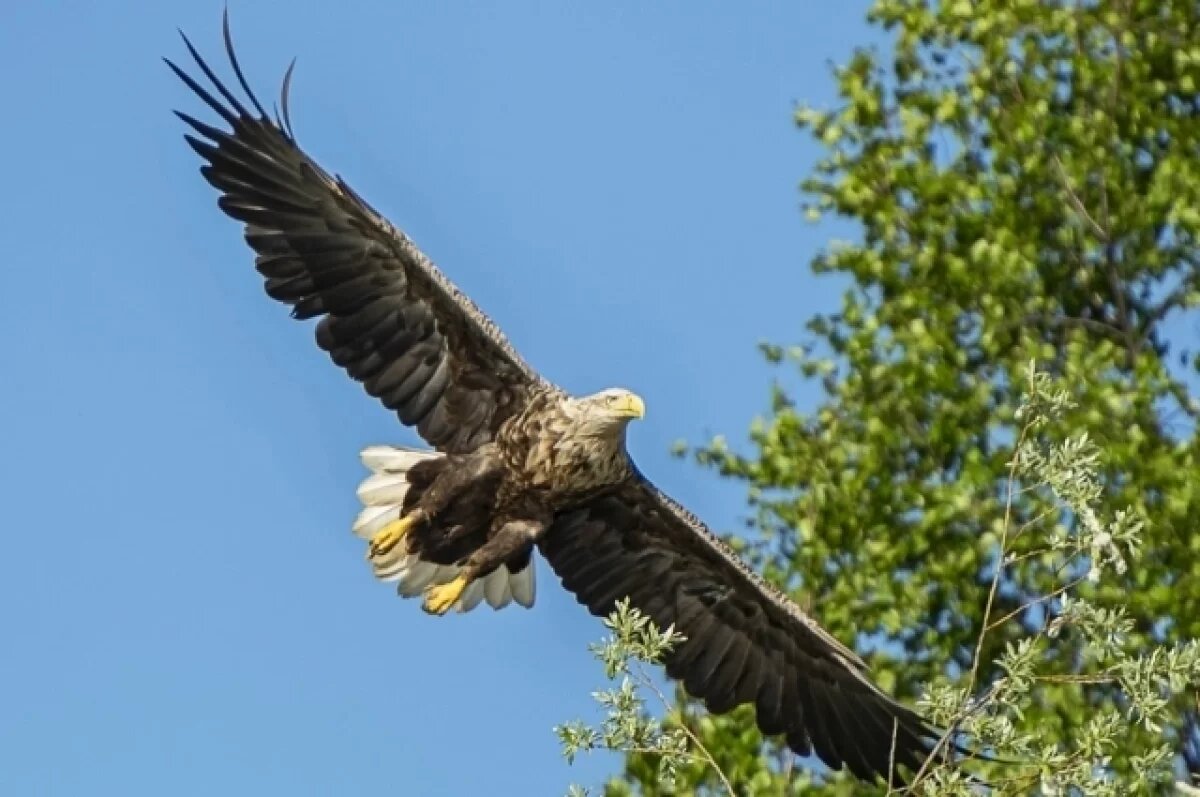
[602,0,1199,793]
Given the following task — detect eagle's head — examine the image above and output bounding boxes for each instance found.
[566,387,645,440]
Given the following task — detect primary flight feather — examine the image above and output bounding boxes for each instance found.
[168,14,953,784]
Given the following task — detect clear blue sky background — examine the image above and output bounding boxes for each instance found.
[1,3,877,795]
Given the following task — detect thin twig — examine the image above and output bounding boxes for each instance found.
[908,391,1038,792]
[1049,153,1109,242]
[1144,281,1199,327]
[1168,380,1200,420]
[1009,506,1058,543]
[1026,311,1127,344]
[969,418,1032,692]
[885,718,900,796]
[1103,241,1139,362]
[632,663,737,797]
[1034,673,1117,686]
[1008,78,1109,243]
[1002,545,1054,567]
[986,574,1088,632]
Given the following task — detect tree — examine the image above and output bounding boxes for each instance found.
[608,0,1199,793]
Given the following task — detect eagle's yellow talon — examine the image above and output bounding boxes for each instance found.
[368,514,419,559]
[423,576,470,615]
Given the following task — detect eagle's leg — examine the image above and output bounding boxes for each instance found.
[423,517,546,615]
[367,508,428,558]
[368,445,501,560]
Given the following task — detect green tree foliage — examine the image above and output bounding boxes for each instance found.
[565,368,1199,795]
[611,0,1199,793]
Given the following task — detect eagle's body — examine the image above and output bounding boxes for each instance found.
[168,16,964,785]
[362,386,643,612]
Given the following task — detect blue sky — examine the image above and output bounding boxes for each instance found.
[0,3,874,794]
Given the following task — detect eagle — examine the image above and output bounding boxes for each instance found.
[168,16,950,784]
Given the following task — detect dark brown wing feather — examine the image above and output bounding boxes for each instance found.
[167,15,544,453]
[539,473,945,784]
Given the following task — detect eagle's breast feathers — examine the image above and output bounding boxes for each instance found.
[497,388,633,502]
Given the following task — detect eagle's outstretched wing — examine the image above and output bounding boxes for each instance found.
[540,474,945,783]
[167,14,544,453]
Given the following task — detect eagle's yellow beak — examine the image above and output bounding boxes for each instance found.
[611,393,646,420]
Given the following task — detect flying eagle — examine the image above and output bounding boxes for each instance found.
[168,17,950,784]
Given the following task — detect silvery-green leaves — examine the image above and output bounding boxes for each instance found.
[911,368,1200,794]
[557,599,702,796]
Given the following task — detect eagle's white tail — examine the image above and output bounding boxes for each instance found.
[353,445,535,611]
[352,445,440,539]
